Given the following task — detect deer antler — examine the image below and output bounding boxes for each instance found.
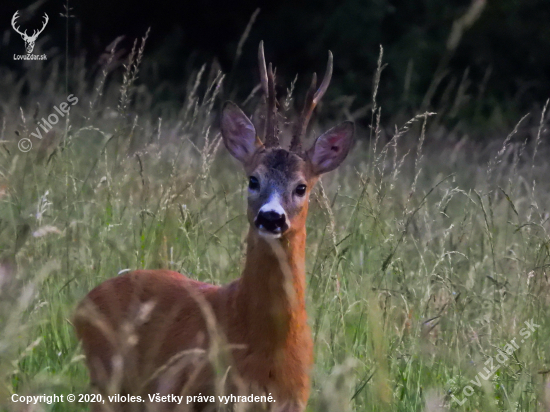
[258,41,279,148]
[11,11,27,37]
[11,11,49,41]
[30,13,49,40]
[289,51,333,154]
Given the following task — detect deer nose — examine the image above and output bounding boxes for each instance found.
[255,210,288,234]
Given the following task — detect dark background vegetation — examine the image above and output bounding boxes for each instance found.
[1,0,549,136]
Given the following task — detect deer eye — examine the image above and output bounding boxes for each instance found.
[249,176,260,191]
[295,184,307,197]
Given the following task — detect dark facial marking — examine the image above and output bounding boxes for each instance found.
[262,149,303,178]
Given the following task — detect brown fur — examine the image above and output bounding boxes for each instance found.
[75,96,353,412]
[74,224,312,411]
[74,153,314,412]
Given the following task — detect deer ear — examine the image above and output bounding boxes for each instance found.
[307,121,354,175]
[221,101,261,165]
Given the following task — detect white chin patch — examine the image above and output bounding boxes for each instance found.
[254,194,290,238]
[257,226,282,239]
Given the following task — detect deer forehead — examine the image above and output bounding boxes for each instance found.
[251,149,308,185]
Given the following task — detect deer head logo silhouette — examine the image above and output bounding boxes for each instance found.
[11,11,49,54]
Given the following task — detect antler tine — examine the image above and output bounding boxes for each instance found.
[29,13,48,39]
[258,42,279,148]
[290,73,316,153]
[258,41,269,97]
[264,63,279,147]
[39,13,49,31]
[11,11,27,36]
[313,51,333,104]
[290,51,333,153]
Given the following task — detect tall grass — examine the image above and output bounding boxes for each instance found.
[0,34,549,412]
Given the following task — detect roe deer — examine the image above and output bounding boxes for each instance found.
[74,42,354,412]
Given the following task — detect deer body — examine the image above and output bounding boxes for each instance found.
[76,227,312,410]
[74,43,353,412]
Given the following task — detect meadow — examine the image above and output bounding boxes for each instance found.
[0,36,549,412]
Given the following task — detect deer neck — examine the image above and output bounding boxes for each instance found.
[237,226,308,348]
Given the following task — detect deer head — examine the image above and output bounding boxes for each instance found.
[221,42,354,239]
[11,11,49,54]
